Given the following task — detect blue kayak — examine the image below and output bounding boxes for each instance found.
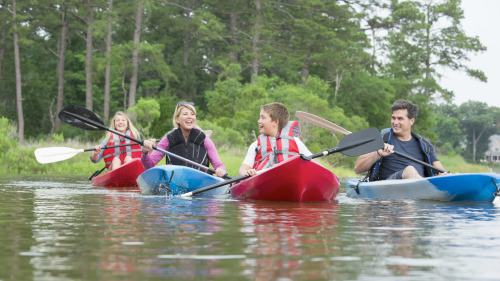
[137,165,230,196]
[346,173,500,203]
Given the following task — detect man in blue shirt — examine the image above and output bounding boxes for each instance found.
[354,99,448,181]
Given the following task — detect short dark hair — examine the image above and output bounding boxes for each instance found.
[261,102,290,132]
[391,99,418,119]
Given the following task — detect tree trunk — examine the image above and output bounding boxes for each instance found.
[12,0,24,143]
[122,71,127,111]
[85,1,94,111]
[333,69,344,102]
[183,0,190,66]
[472,127,485,163]
[472,128,477,163]
[104,0,113,122]
[128,0,144,109]
[0,27,6,84]
[229,1,238,63]
[250,0,261,84]
[54,5,68,132]
[183,0,196,101]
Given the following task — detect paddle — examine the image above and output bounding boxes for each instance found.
[58,104,231,179]
[303,127,384,160]
[181,127,383,197]
[35,143,141,164]
[296,111,448,174]
[180,174,251,197]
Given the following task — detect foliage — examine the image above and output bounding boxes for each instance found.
[196,120,245,149]
[127,98,161,138]
[458,101,500,162]
[0,0,493,170]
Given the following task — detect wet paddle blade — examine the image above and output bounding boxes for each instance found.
[34,147,85,164]
[58,104,105,130]
[337,127,383,156]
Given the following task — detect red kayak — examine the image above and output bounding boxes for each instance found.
[91,158,145,188]
[230,155,340,202]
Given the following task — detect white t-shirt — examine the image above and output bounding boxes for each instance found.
[242,137,312,167]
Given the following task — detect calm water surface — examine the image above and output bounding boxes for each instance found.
[1,175,499,281]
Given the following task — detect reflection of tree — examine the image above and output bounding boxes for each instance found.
[1,187,36,280]
[237,201,340,280]
[350,201,420,276]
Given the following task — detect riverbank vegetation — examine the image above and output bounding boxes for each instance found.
[1,0,500,172]
[1,117,491,178]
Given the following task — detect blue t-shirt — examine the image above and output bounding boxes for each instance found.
[378,136,438,180]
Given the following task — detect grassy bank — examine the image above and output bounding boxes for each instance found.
[0,137,492,178]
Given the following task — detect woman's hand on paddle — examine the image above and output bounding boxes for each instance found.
[92,145,102,160]
[215,168,226,178]
[142,139,156,154]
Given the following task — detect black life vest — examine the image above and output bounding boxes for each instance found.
[367,128,437,181]
[165,128,209,169]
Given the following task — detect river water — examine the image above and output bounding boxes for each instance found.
[1,175,499,281]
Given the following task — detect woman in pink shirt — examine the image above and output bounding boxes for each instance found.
[141,101,226,177]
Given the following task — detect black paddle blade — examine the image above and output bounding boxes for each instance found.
[58,104,105,130]
[337,127,384,156]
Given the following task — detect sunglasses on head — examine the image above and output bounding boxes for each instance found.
[178,101,194,107]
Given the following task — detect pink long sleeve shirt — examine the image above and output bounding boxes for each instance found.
[141,131,226,171]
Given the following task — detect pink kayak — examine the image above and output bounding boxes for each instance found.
[230,155,340,202]
[91,158,145,188]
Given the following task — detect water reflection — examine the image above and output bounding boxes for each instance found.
[237,200,340,280]
[1,177,500,281]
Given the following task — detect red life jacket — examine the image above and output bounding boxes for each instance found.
[102,130,142,169]
[253,121,301,171]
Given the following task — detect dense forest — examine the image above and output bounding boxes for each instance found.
[0,0,499,166]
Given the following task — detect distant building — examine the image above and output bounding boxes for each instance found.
[485,135,500,162]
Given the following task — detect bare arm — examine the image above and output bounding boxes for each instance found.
[238,164,256,176]
[432,160,449,176]
[354,143,394,174]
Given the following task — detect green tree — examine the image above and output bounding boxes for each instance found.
[384,0,486,102]
[459,101,499,162]
[433,103,463,154]
[127,98,160,138]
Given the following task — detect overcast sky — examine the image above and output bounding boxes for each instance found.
[439,0,500,108]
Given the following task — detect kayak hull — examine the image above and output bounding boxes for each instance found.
[346,173,500,203]
[137,165,230,196]
[91,158,145,188]
[230,155,340,202]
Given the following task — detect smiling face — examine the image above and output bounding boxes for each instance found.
[113,114,129,133]
[258,109,279,137]
[175,107,196,131]
[391,109,414,138]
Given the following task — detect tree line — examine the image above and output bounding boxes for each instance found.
[0,0,498,164]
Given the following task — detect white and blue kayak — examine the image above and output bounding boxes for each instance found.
[137,165,230,196]
[346,173,500,203]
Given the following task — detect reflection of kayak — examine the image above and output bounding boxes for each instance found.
[91,158,145,187]
[346,173,500,203]
[230,156,340,202]
[137,165,230,196]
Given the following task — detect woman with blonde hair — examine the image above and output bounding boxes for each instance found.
[141,101,226,177]
[90,111,142,171]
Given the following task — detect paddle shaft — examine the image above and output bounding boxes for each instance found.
[309,137,377,160]
[297,111,448,174]
[63,111,231,179]
[393,151,447,173]
[84,143,141,152]
[180,174,250,197]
